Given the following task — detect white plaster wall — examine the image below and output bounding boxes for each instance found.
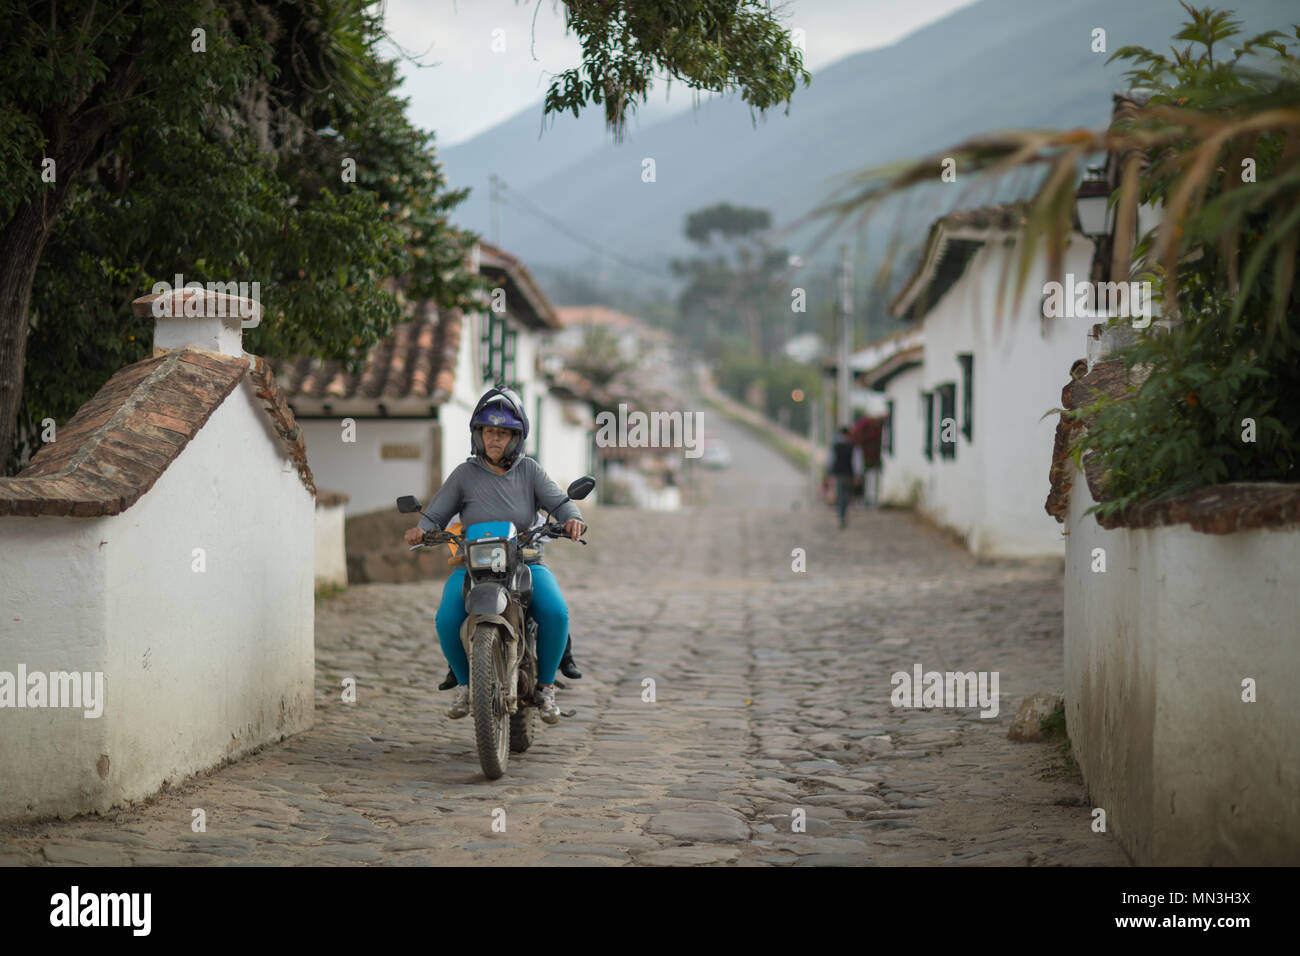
[462,310,483,393]
[295,316,580,518]
[1062,471,1151,861]
[297,418,433,517]
[849,387,888,418]
[442,306,489,490]
[880,365,925,506]
[919,336,983,547]
[513,326,540,404]
[536,395,593,489]
[0,376,315,820]
[1064,466,1300,864]
[439,399,475,491]
[918,240,1090,556]
[0,518,113,819]
[314,503,347,587]
[101,377,315,811]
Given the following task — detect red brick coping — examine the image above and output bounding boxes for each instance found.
[1045,359,1300,533]
[0,349,315,517]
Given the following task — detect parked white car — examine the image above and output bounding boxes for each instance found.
[700,439,731,469]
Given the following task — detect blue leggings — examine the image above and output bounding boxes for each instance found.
[435,565,569,686]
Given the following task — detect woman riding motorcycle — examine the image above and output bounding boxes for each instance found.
[402,386,585,723]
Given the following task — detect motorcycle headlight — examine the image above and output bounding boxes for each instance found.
[468,542,508,571]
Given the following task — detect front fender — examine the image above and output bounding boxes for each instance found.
[460,612,523,713]
[459,612,518,651]
[465,581,509,616]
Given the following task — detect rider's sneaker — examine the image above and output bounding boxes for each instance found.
[445,685,470,719]
[534,683,561,724]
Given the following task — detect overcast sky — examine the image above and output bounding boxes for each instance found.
[378,0,982,146]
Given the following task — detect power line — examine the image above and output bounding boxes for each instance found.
[493,177,672,281]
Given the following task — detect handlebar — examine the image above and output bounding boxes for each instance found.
[520,521,587,545]
[409,522,587,552]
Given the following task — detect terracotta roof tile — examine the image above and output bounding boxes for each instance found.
[0,348,317,517]
[271,304,462,406]
[890,201,1034,318]
[478,243,561,330]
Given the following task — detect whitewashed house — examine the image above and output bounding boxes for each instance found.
[821,345,895,422]
[855,325,925,506]
[0,288,315,821]
[534,371,597,490]
[272,243,600,581]
[272,242,604,516]
[550,305,673,364]
[864,201,1094,557]
[549,306,690,511]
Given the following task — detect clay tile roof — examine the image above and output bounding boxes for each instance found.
[0,349,315,518]
[555,306,640,329]
[939,200,1032,233]
[890,201,1032,320]
[547,368,612,406]
[1045,358,1300,533]
[271,304,462,405]
[477,243,561,330]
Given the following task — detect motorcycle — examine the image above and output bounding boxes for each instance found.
[396,476,595,779]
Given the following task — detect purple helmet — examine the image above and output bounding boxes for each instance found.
[470,385,528,466]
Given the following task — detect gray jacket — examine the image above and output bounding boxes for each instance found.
[417,456,582,540]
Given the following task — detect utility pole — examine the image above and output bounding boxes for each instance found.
[837,244,853,428]
[808,396,820,508]
[489,173,501,246]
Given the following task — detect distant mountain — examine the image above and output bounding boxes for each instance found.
[439,95,685,243]
[440,0,1299,297]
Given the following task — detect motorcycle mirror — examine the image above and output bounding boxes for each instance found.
[396,495,422,514]
[566,476,596,501]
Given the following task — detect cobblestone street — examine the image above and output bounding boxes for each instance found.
[0,415,1129,867]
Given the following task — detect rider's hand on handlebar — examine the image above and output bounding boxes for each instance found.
[404,526,427,546]
[563,519,585,542]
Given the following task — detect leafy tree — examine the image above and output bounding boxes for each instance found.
[672,201,793,361]
[1,0,477,473]
[543,0,809,139]
[1,0,808,473]
[685,203,772,244]
[1065,7,1300,517]
[716,349,821,433]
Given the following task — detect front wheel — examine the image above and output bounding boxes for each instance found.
[470,623,511,779]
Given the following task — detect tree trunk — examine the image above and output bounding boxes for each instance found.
[0,199,56,475]
[0,44,143,474]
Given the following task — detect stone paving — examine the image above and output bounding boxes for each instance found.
[0,415,1129,867]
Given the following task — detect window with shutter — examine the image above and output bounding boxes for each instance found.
[938,383,957,460]
[958,353,974,442]
[922,391,934,462]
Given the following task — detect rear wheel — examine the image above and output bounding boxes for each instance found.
[509,706,535,752]
[470,623,510,779]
